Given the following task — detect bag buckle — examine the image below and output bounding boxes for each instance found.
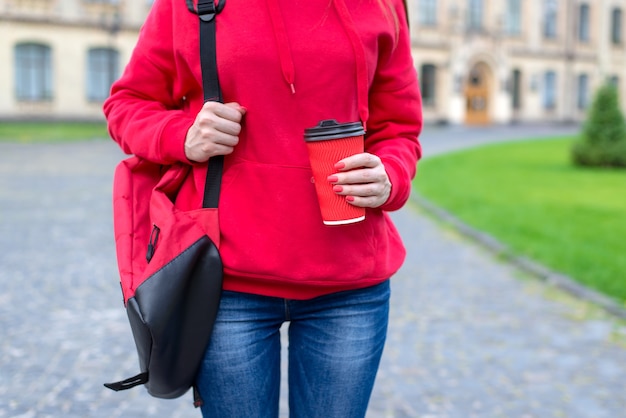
[197,0,226,22]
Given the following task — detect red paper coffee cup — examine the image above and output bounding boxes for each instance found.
[304,120,366,225]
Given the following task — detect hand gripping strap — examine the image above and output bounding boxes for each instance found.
[187,0,226,209]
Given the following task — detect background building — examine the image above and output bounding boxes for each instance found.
[0,0,149,121]
[1,0,624,124]
[410,0,626,124]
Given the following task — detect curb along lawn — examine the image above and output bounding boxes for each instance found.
[0,122,108,142]
[413,136,626,305]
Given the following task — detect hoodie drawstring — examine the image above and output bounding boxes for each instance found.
[266,0,296,94]
[331,0,370,130]
[264,0,369,129]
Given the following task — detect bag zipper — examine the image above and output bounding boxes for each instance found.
[146,225,160,263]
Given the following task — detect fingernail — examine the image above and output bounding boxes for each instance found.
[346,196,355,202]
[327,175,338,183]
[334,162,346,170]
[333,185,343,193]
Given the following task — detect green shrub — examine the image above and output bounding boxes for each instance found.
[572,83,626,167]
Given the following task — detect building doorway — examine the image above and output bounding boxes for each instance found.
[465,63,492,125]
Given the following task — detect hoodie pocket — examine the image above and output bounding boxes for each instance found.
[218,160,381,283]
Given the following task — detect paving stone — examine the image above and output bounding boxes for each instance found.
[1,125,625,418]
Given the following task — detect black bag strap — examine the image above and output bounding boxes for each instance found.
[104,373,148,391]
[187,0,226,209]
[104,1,227,395]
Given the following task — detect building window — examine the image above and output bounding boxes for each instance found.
[87,47,119,102]
[577,74,589,109]
[511,69,522,110]
[14,43,53,101]
[612,8,622,44]
[418,0,437,26]
[543,0,558,39]
[609,75,619,88]
[543,71,557,110]
[467,0,483,31]
[505,0,521,35]
[578,4,590,42]
[420,64,437,107]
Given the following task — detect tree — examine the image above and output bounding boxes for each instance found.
[572,82,626,167]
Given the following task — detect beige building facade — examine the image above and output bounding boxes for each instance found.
[409,0,626,124]
[0,0,625,124]
[0,0,149,120]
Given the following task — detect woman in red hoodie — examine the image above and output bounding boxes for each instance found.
[104,0,422,415]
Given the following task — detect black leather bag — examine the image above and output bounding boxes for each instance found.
[104,0,226,401]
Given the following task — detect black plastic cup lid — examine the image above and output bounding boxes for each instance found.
[304,119,365,141]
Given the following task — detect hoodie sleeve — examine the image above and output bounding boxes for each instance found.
[365,0,423,212]
[103,0,194,164]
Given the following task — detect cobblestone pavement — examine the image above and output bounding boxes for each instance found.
[2,125,626,418]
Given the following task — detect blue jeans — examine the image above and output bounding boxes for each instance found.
[195,281,390,418]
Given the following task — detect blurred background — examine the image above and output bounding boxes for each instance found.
[2,1,626,417]
[1,0,624,125]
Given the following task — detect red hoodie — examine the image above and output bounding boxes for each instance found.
[104,0,422,299]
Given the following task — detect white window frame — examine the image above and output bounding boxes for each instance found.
[86,47,119,102]
[543,71,557,110]
[544,0,558,39]
[418,0,437,26]
[14,42,53,101]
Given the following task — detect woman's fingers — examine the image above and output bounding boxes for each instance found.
[185,102,246,162]
[327,153,391,208]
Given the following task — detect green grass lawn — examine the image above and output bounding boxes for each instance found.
[0,122,109,142]
[414,136,626,305]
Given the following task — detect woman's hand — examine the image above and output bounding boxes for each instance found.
[185,101,246,163]
[327,153,391,208]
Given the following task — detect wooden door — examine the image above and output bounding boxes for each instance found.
[465,65,490,125]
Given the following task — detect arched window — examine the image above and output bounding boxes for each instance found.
[612,8,623,44]
[505,0,521,35]
[511,69,522,110]
[420,64,437,107]
[543,71,557,110]
[577,74,589,110]
[87,47,120,102]
[543,0,558,38]
[467,0,483,31]
[418,0,437,26]
[14,42,53,101]
[578,4,590,42]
